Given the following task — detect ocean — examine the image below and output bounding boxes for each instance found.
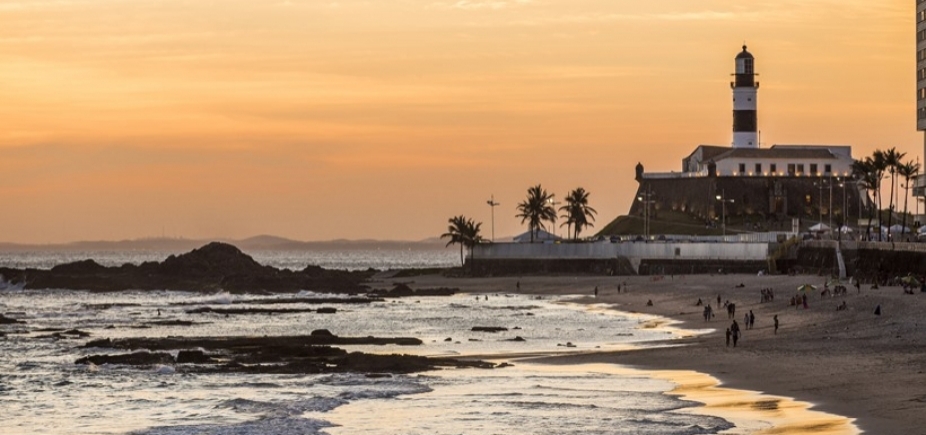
[0,249,854,434]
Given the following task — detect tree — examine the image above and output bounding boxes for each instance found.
[898,160,920,239]
[441,215,483,267]
[516,184,556,243]
[559,187,598,240]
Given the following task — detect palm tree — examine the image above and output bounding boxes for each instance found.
[441,215,483,267]
[883,147,906,235]
[898,160,920,239]
[559,187,597,240]
[516,184,556,243]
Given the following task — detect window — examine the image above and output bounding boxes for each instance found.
[825,164,832,174]
[797,164,805,174]
[770,163,777,173]
[810,164,818,174]
[738,163,746,173]
[787,164,795,175]
[755,163,761,173]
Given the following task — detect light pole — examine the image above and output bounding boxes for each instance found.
[637,188,655,238]
[715,189,734,237]
[486,195,500,242]
[828,176,833,230]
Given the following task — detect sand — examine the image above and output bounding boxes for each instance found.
[379,273,926,434]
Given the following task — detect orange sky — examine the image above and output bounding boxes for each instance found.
[0,0,920,243]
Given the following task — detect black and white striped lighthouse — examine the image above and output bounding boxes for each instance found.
[731,45,759,148]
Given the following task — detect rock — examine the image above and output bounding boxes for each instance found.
[507,336,526,342]
[0,242,374,294]
[1,314,25,324]
[76,351,175,366]
[177,350,214,364]
[444,337,452,342]
[77,333,491,375]
[316,307,337,314]
[471,327,508,333]
[311,329,335,337]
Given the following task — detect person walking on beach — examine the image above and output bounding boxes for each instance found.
[594,286,598,298]
[748,310,755,329]
[802,293,808,309]
[516,280,520,292]
[725,328,731,347]
[773,315,779,334]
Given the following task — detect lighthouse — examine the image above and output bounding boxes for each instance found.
[732,45,759,148]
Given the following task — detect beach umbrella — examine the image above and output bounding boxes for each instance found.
[901,275,921,287]
[809,223,830,232]
[889,224,910,233]
[797,284,817,293]
[918,225,926,234]
[838,226,854,234]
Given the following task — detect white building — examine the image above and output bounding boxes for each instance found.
[680,144,855,178]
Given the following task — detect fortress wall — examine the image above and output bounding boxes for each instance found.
[630,176,866,229]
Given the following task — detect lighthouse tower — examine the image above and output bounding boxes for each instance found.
[731,45,759,148]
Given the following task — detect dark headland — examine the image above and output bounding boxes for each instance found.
[0,242,375,294]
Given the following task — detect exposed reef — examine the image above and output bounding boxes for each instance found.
[79,331,495,374]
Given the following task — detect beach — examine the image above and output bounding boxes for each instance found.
[397,273,926,434]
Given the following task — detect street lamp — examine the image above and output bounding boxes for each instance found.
[637,188,656,238]
[486,195,500,242]
[715,190,734,237]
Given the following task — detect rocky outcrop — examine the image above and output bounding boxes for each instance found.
[471,327,508,333]
[0,242,374,294]
[79,332,495,374]
[0,314,24,324]
[76,351,175,366]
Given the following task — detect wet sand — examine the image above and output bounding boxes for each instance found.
[384,273,926,434]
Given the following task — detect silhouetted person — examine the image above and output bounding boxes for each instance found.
[730,320,740,347]
[594,286,598,298]
[874,304,881,316]
[773,315,779,334]
[725,328,731,346]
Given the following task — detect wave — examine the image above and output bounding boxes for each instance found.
[129,416,335,435]
[216,397,347,416]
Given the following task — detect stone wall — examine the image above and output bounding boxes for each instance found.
[639,259,769,275]
[631,175,866,229]
[468,257,636,276]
